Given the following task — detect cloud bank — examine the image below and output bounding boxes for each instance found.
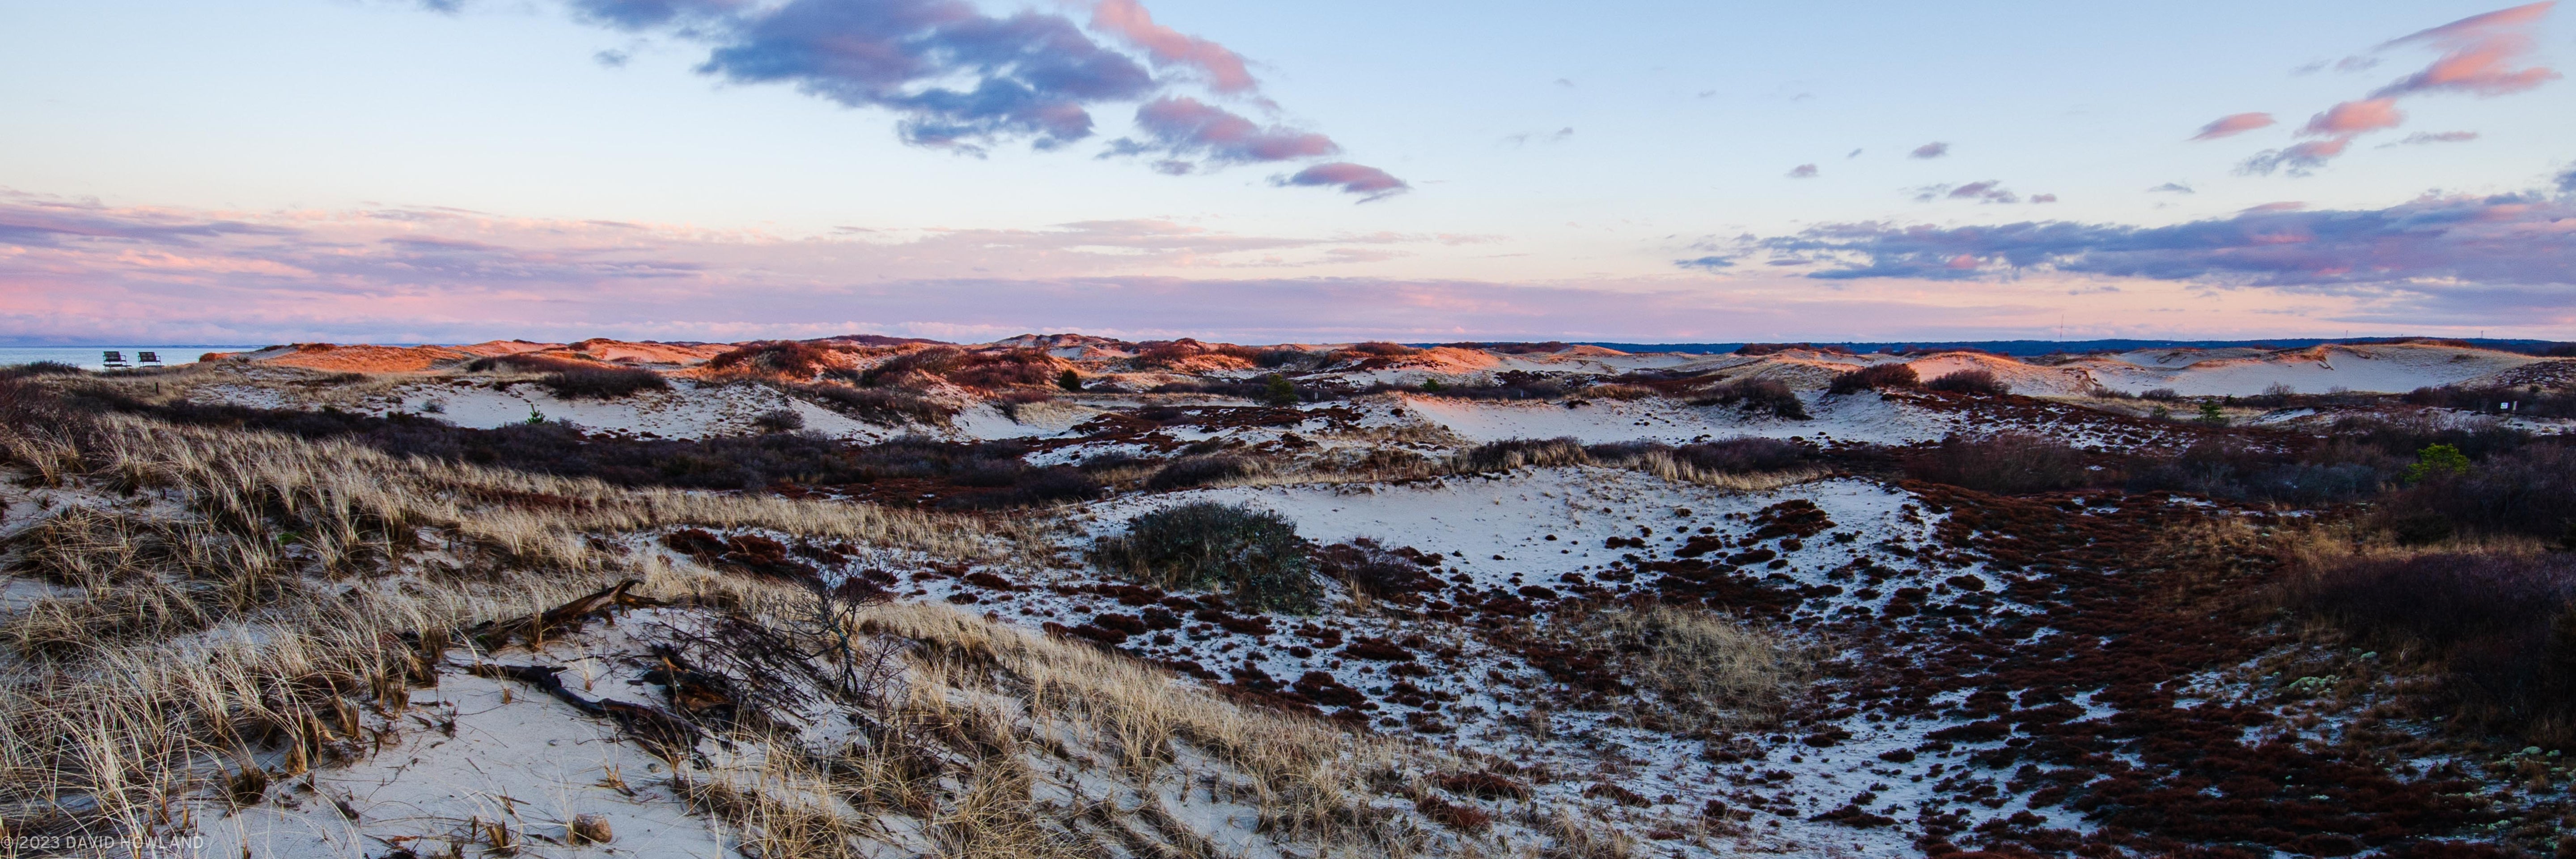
[1758,186,2576,293]
[21,189,2542,345]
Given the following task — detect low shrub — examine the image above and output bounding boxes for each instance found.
[1924,369,2009,395]
[1907,433,2093,493]
[1,361,85,378]
[792,383,958,426]
[2405,383,2576,420]
[2328,414,2526,462]
[1331,341,1419,362]
[1580,437,1818,476]
[1146,378,1271,398]
[1092,502,1320,612]
[706,340,841,378]
[2290,552,2576,743]
[1006,466,1102,505]
[996,389,1052,406]
[1694,378,1809,419]
[750,409,805,433]
[856,346,964,387]
[1825,363,1918,395]
[2386,443,2576,541]
[1385,370,1572,401]
[1314,537,1441,600]
[1456,437,1588,472]
[1132,339,1259,369]
[1252,348,1326,370]
[2125,438,2386,504]
[1144,454,1267,490]
[1076,451,1152,472]
[945,349,1059,389]
[1260,374,1300,407]
[463,353,593,374]
[1674,437,1813,473]
[538,366,669,400]
[1581,383,1657,400]
[2140,387,2182,401]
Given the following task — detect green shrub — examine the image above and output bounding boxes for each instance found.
[1261,374,1299,407]
[2402,443,2472,484]
[1056,368,1083,391]
[1093,502,1319,613]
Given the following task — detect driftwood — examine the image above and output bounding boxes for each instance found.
[462,663,708,763]
[469,579,668,651]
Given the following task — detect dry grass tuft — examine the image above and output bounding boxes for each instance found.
[1533,601,1812,733]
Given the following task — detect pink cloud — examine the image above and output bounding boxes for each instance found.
[2300,98,2405,136]
[2373,2,2560,98]
[1126,97,1337,165]
[1787,163,1818,178]
[1277,162,1410,200]
[1089,0,1259,94]
[2190,112,2276,140]
[2218,4,2556,176]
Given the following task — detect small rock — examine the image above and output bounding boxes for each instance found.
[569,814,613,845]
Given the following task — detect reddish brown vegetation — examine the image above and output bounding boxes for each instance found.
[1924,368,2009,395]
[1828,362,1921,395]
[662,528,818,582]
[1132,339,1259,369]
[1434,771,1531,800]
[1838,484,2505,857]
[1906,433,2097,494]
[706,340,842,378]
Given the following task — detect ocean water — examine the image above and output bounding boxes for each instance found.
[0,346,260,371]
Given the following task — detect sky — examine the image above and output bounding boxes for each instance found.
[2,0,2572,345]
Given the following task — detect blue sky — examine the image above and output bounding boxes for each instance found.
[2,0,2570,344]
